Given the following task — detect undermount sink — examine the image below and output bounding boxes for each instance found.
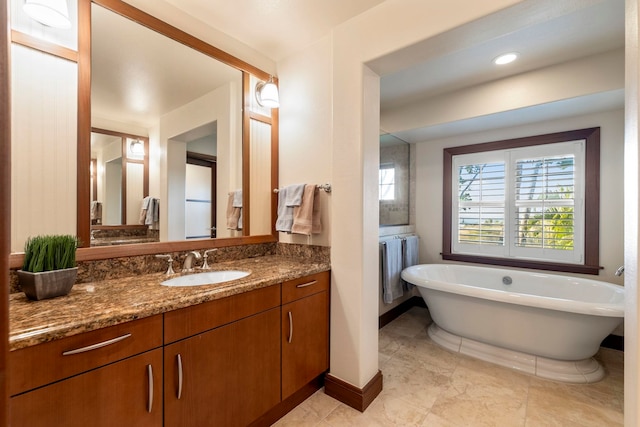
[161,270,250,287]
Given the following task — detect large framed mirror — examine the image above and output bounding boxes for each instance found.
[75,0,277,253]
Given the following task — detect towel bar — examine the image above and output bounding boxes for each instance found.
[273,183,331,193]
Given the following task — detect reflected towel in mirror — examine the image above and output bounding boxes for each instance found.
[226,190,242,230]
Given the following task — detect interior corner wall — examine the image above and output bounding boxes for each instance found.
[414,108,624,285]
[276,0,523,391]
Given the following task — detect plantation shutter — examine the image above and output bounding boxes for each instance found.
[457,162,505,246]
[451,139,585,264]
[513,155,576,251]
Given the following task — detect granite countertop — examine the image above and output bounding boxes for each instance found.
[9,255,330,351]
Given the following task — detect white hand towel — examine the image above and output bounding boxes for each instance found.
[285,184,306,207]
[276,184,305,232]
[275,187,292,232]
[140,196,151,224]
[381,239,403,304]
[402,235,419,290]
[402,235,419,268]
[232,190,243,208]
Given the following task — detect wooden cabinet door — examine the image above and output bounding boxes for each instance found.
[10,349,163,427]
[282,290,329,399]
[164,307,281,427]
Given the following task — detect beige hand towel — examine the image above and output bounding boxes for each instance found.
[291,184,316,235]
[311,187,322,234]
[226,192,240,230]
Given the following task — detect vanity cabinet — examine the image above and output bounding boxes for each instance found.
[281,272,330,400]
[9,271,330,427]
[9,315,164,427]
[163,285,281,427]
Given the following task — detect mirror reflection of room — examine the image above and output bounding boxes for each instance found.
[90,3,244,245]
[89,128,156,246]
[379,133,412,226]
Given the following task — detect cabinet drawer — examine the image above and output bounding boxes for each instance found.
[282,271,330,304]
[164,284,281,344]
[10,314,163,396]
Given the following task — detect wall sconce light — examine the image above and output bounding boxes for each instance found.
[255,76,279,108]
[23,0,71,29]
[129,140,145,156]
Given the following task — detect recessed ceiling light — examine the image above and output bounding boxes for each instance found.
[493,52,518,65]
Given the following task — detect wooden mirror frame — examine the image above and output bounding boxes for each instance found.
[73,0,279,262]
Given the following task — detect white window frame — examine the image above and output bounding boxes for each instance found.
[379,163,395,201]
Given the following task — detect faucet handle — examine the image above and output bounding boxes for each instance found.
[155,254,175,275]
[202,249,218,269]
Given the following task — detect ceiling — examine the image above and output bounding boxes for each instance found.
[105,0,624,142]
[163,0,387,61]
[372,0,625,142]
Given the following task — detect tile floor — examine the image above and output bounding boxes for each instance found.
[274,306,624,426]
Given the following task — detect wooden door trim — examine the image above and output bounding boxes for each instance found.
[1,0,10,421]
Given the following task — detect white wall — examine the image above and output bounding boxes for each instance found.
[382,49,625,134]
[11,46,78,252]
[278,0,523,390]
[415,109,625,285]
[277,36,333,247]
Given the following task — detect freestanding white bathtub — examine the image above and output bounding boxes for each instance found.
[401,264,625,383]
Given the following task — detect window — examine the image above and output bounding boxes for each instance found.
[443,128,600,274]
[379,163,395,201]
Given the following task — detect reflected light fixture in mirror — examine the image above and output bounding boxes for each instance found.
[129,139,144,156]
[256,76,279,108]
[23,0,71,28]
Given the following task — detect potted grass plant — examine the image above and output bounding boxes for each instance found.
[17,235,79,300]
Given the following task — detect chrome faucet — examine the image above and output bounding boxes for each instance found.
[202,249,217,270]
[183,251,202,272]
[615,266,625,276]
[155,254,175,276]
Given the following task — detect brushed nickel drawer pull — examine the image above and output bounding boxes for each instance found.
[296,280,317,288]
[288,311,293,344]
[147,364,154,413]
[177,353,183,399]
[62,333,132,355]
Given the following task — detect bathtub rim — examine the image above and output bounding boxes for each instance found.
[401,263,624,318]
